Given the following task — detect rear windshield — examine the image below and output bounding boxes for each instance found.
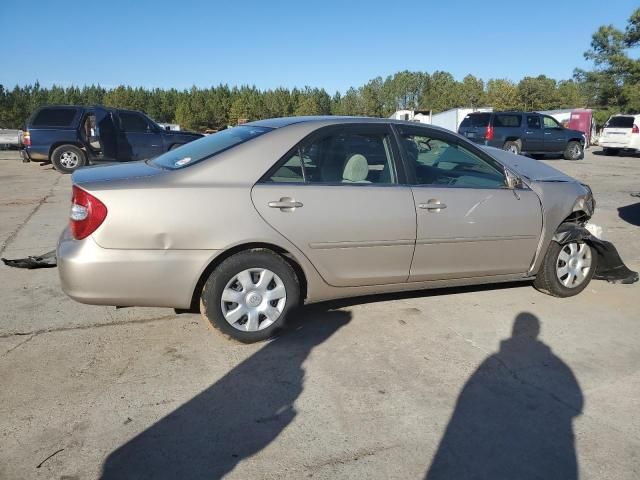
[459,113,491,128]
[31,107,78,127]
[605,116,634,128]
[151,125,272,170]
[494,114,522,127]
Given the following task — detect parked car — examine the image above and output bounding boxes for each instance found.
[58,117,597,342]
[599,114,640,156]
[458,111,585,160]
[21,105,203,173]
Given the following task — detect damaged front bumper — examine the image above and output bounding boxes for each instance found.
[553,223,639,284]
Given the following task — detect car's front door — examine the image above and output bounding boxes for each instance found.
[116,111,164,161]
[542,115,566,152]
[523,114,544,151]
[396,126,542,281]
[251,125,416,287]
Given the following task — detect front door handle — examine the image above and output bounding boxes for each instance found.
[419,199,447,211]
[268,197,303,211]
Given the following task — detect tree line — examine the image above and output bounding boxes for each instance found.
[0,8,637,131]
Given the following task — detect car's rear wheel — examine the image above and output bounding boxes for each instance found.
[534,240,597,297]
[200,250,300,343]
[603,148,619,156]
[564,141,583,160]
[503,140,521,155]
[51,145,86,173]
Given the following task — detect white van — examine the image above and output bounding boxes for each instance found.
[600,114,640,155]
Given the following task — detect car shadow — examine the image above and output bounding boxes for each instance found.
[425,312,583,480]
[618,202,640,226]
[99,307,351,480]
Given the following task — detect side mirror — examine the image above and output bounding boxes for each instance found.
[505,169,523,189]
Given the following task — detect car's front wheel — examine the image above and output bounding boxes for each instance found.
[200,250,300,343]
[534,240,597,297]
[564,141,583,160]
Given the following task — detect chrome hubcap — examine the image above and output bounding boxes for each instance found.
[507,145,518,153]
[221,268,286,332]
[570,145,581,158]
[60,151,79,168]
[556,242,592,288]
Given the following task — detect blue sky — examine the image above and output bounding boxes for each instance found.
[1,0,638,93]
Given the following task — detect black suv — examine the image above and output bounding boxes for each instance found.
[21,105,203,173]
[458,111,585,160]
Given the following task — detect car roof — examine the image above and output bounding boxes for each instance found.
[246,115,454,134]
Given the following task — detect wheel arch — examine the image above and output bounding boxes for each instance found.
[187,242,308,311]
[49,142,86,161]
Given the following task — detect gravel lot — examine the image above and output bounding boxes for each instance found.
[1,149,639,479]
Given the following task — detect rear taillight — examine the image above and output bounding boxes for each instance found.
[632,124,639,134]
[485,125,494,141]
[70,185,107,240]
[22,131,31,146]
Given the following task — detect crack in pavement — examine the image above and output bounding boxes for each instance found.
[0,174,63,256]
[0,314,181,341]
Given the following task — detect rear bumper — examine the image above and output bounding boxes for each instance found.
[57,228,220,309]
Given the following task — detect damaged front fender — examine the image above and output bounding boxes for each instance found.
[553,223,638,284]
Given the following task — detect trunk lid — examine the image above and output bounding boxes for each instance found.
[72,161,166,188]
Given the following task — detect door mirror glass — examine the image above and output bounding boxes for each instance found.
[505,169,523,189]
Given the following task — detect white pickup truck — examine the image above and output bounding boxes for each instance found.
[0,129,21,149]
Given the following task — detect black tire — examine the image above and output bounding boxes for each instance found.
[503,140,521,155]
[169,143,182,151]
[533,240,597,297]
[51,144,86,174]
[603,148,619,156]
[563,141,583,160]
[200,249,300,343]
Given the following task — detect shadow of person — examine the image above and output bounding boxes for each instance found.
[425,312,583,480]
[100,307,351,480]
[618,202,640,226]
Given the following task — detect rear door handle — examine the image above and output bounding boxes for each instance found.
[268,197,303,211]
[419,200,447,211]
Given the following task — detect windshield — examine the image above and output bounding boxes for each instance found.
[460,113,491,128]
[605,116,634,128]
[151,126,272,170]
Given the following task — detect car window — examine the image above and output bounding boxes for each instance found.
[31,108,78,127]
[269,131,397,184]
[527,115,541,129]
[494,114,521,127]
[459,113,491,128]
[401,133,505,188]
[543,116,561,129]
[119,112,152,132]
[151,125,271,170]
[605,116,634,128]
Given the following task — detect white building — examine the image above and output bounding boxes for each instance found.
[390,107,493,132]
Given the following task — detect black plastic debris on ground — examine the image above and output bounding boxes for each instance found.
[1,250,57,269]
[553,223,639,285]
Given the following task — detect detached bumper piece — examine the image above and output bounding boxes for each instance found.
[1,250,57,269]
[553,223,639,285]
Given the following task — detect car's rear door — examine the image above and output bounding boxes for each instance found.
[523,114,544,151]
[396,125,542,281]
[251,124,416,287]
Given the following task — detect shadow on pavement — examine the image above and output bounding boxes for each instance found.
[618,202,640,226]
[100,307,351,480]
[425,312,583,480]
